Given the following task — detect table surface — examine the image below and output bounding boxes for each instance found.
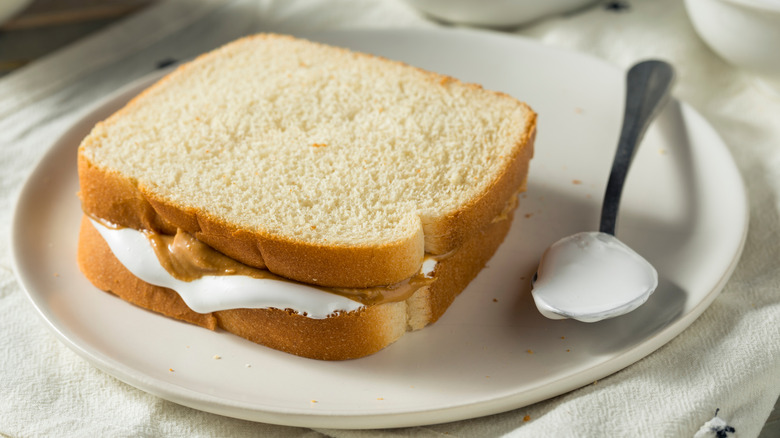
[2,0,778,435]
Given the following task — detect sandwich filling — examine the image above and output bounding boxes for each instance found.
[89,218,437,318]
[87,188,521,319]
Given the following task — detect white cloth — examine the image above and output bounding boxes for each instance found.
[1,0,778,436]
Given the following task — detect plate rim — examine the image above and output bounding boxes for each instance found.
[10,26,750,429]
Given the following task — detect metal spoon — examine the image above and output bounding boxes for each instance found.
[531,60,675,322]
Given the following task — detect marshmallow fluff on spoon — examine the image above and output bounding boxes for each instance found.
[532,232,657,322]
[532,60,674,323]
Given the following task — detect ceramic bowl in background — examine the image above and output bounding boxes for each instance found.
[402,0,598,28]
[685,0,780,94]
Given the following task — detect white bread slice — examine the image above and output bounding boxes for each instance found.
[77,34,536,288]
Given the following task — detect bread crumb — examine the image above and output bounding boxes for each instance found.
[492,298,498,302]
[566,349,571,352]
[311,400,318,403]
[526,349,534,354]
[523,415,531,422]
[213,355,221,360]
[524,213,533,218]
[377,397,384,400]
[561,336,565,340]
[572,179,582,185]
[245,363,251,368]
[169,368,174,372]
[659,148,667,155]
[574,107,583,114]
[53,273,60,277]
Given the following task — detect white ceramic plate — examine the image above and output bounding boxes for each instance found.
[12,28,748,429]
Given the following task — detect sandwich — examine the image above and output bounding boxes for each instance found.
[76,34,536,360]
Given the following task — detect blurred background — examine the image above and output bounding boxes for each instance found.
[0,0,155,76]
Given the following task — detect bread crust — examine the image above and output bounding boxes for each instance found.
[78,154,425,287]
[77,205,514,360]
[77,33,535,288]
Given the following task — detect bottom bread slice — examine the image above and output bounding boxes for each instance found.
[77,212,514,360]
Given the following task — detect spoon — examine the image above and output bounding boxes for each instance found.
[531,60,675,323]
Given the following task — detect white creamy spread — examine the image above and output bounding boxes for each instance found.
[421,258,437,278]
[91,219,438,318]
[531,231,658,323]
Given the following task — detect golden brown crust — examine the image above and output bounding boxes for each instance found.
[78,125,531,287]
[78,152,425,288]
[76,33,535,288]
[76,206,514,360]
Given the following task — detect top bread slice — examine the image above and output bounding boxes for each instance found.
[78,33,536,288]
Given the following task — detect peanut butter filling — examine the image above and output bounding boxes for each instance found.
[147,230,271,281]
[145,227,435,306]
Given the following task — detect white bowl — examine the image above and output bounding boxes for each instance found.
[685,0,780,94]
[402,0,598,28]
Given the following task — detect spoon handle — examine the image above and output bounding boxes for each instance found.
[600,60,675,236]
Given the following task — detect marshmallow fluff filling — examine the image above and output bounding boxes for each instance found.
[90,219,437,318]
